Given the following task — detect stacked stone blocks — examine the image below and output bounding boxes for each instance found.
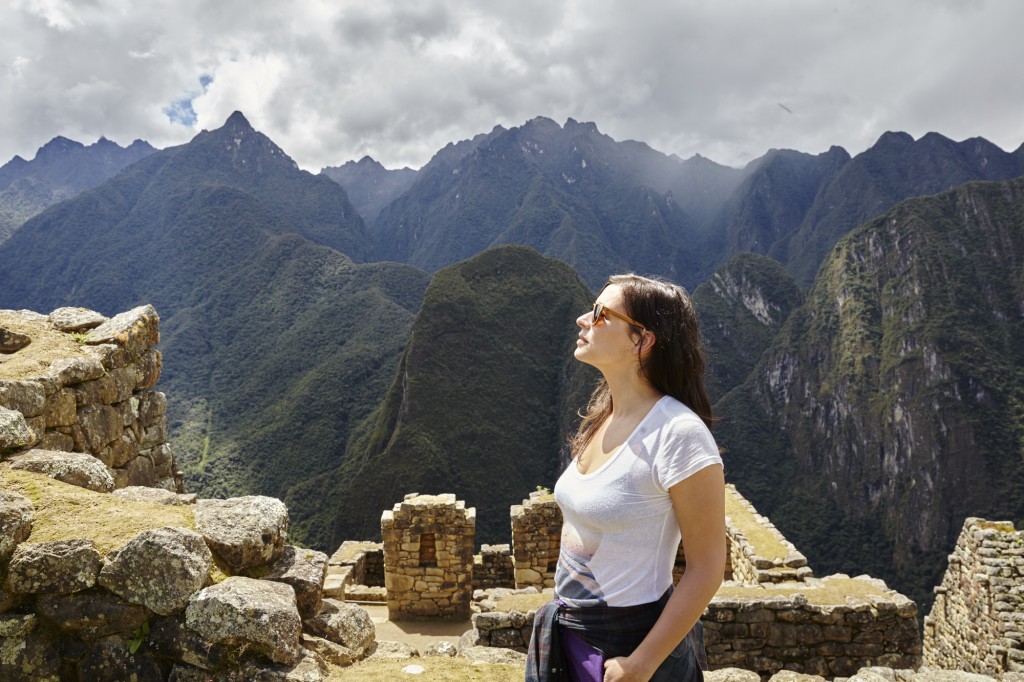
[924,517,1024,674]
[725,485,812,584]
[510,490,561,590]
[0,305,180,492]
[382,493,475,620]
[475,544,514,589]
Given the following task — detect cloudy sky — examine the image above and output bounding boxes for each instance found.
[1,0,1022,172]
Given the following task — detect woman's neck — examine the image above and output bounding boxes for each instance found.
[603,365,663,419]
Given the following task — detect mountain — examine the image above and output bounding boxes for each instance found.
[372,117,748,289]
[285,245,599,548]
[781,132,1024,284]
[693,253,803,402]
[0,136,156,244]
[714,176,1024,609]
[0,111,426,548]
[321,156,418,223]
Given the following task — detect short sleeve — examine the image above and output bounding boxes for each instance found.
[653,413,722,492]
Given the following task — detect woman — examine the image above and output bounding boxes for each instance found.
[526,274,725,682]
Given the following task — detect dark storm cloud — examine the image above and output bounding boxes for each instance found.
[1,0,1021,171]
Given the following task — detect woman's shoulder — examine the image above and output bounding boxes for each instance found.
[654,396,714,438]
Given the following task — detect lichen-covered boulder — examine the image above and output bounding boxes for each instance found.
[303,598,375,658]
[238,650,328,682]
[48,307,108,333]
[0,614,60,681]
[6,538,101,594]
[0,406,33,451]
[365,640,419,660]
[301,633,360,666]
[36,588,151,639]
[705,668,762,682]
[77,633,165,682]
[46,356,105,387]
[185,576,302,665]
[244,545,327,620]
[0,491,33,562]
[99,527,212,615]
[84,305,160,358]
[0,380,46,417]
[7,449,114,492]
[147,616,238,672]
[193,496,288,570]
[112,485,187,505]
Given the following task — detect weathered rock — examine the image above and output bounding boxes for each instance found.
[37,588,151,639]
[457,627,484,651]
[7,449,115,492]
[0,326,32,353]
[126,451,157,486]
[0,380,46,417]
[300,633,359,666]
[42,388,76,427]
[303,598,375,656]
[910,671,997,682]
[84,305,160,357]
[0,584,24,613]
[0,491,34,561]
[77,634,165,682]
[48,307,108,332]
[139,391,167,427]
[460,644,528,664]
[77,403,123,452]
[850,668,898,682]
[193,496,289,570]
[47,356,105,386]
[365,640,420,660]
[136,349,163,390]
[239,650,328,682]
[112,485,187,505]
[244,545,327,620]
[0,614,61,681]
[706,669,763,682]
[6,538,101,594]
[770,672,827,682]
[148,616,238,671]
[100,526,212,615]
[424,640,458,657]
[0,405,33,450]
[85,343,131,371]
[186,576,302,665]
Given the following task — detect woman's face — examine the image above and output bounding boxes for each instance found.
[574,284,642,369]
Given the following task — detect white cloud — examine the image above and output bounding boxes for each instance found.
[0,0,1022,171]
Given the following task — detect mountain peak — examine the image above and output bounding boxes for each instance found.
[224,111,252,129]
[36,136,85,161]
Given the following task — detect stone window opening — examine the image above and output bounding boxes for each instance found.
[419,533,437,567]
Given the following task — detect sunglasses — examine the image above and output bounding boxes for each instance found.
[592,303,648,332]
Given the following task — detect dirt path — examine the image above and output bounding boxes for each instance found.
[361,604,472,651]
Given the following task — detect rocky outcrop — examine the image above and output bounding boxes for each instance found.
[6,538,101,594]
[7,449,114,492]
[0,490,33,560]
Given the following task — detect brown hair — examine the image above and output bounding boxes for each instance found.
[570,274,713,458]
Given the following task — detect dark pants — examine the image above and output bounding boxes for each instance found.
[556,589,705,682]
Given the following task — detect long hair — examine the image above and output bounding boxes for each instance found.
[570,274,713,459]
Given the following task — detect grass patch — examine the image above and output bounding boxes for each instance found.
[724,488,790,561]
[716,576,897,606]
[325,658,523,681]
[0,468,195,555]
[492,592,551,613]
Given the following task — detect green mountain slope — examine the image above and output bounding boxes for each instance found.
[0,112,426,548]
[0,136,156,244]
[288,245,598,548]
[715,176,1024,608]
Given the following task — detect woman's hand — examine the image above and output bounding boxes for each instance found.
[603,655,654,682]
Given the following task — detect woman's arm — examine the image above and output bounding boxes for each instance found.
[603,463,726,682]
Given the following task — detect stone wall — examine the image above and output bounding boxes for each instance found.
[382,493,475,620]
[510,490,561,590]
[725,485,812,585]
[924,517,1024,674]
[1,305,180,492]
[475,544,514,590]
[325,541,386,602]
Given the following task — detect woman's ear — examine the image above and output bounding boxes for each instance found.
[635,330,656,355]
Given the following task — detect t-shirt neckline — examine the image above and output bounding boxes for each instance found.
[573,395,667,479]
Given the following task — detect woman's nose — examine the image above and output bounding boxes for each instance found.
[576,312,590,328]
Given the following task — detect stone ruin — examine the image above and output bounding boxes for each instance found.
[382,492,476,620]
[924,517,1024,674]
[0,306,378,681]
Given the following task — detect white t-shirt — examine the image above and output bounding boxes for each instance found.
[553,395,722,607]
